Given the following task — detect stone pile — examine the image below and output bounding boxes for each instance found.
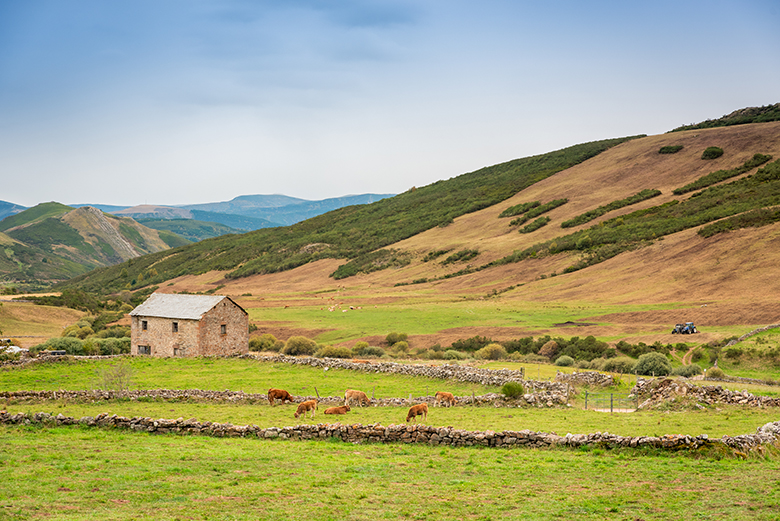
[555,370,614,387]
[631,378,780,408]
[248,354,528,387]
[2,411,777,455]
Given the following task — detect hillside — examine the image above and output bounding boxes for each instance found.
[0,200,26,221]
[59,136,639,294]
[0,204,189,287]
[136,218,243,242]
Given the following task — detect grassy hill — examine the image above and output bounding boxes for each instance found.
[0,204,189,288]
[59,136,639,294]
[136,218,242,242]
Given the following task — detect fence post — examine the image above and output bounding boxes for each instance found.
[315,387,320,399]
[610,393,614,414]
[584,391,588,410]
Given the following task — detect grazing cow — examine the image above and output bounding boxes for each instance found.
[406,403,428,423]
[344,389,371,407]
[434,391,457,407]
[267,388,293,406]
[294,400,318,419]
[324,405,351,415]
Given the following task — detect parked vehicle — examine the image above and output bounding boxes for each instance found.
[671,322,698,334]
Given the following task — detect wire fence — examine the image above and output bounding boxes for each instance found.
[583,391,638,413]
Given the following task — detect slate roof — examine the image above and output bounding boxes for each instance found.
[130,293,245,320]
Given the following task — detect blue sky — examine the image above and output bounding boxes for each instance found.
[2,0,779,207]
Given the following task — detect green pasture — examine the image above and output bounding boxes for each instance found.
[247,297,765,347]
[2,424,780,521]
[5,401,779,440]
[0,357,497,397]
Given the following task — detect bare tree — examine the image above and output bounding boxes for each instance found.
[94,360,134,397]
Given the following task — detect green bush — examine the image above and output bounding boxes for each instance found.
[352,341,370,355]
[96,337,130,355]
[443,349,467,360]
[554,355,575,367]
[451,336,492,352]
[501,381,525,399]
[659,145,683,154]
[358,345,385,358]
[701,146,724,160]
[36,336,84,355]
[249,333,278,352]
[385,332,408,345]
[281,336,317,356]
[672,364,703,377]
[314,345,353,358]
[706,367,725,379]
[633,352,672,376]
[475,343,508,360]
[600,356,636,374]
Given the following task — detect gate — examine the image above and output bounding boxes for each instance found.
[583,391,638,412]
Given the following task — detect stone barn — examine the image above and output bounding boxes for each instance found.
[130,293,248,357]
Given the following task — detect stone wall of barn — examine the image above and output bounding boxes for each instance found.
[131,315,200,357]
[197,300,248,356]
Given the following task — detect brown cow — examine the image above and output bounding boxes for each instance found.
[324,405,351,415]
[434,391,457,407]
[294,400,318,419]
[268,388,293,406]
[406,403,428,423]
[344,389,371,407]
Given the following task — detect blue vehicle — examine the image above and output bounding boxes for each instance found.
[671,322,698,334]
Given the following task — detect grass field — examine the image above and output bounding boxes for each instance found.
[3,357,780,520]
[1,424,779,521]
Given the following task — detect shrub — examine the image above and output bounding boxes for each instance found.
[359,346,385,358]
[391,341,409,352]
[451,336,492,352]
[701,146,724,160]
[352,341,370,355]
[475,343,508,360]
[249,333,278,352]
[281,336,317,356]
[706,367,725,379]
[443,349,467,360]
[501,381,525,399]
[575,359,593,369]
[37,336,84,355]
[385,332,408,345]
[633,352,672,376]
[96,337,130,355]
[724,347,743,359]
[314,345,353,358]
[659,145,683,154]
[538,340,559,360]
[554,355,575,367]
[601,356,636,373]
[672,364,703,377]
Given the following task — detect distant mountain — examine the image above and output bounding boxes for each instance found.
[70,203,130,213]
[188,210,280,230]
[0,200,26,221]
[0,203,189,286]
[113,205,193,220]
[180,193,396,226]
[109,204,280,231]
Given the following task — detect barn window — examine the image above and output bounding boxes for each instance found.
[141,320,148,331]
[138,345,151,355]
[220,324,227,335]
[172,322,178,333]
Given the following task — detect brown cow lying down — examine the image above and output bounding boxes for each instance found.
[344,389,370,407]
[294,399,318,419]
[324,405,351,415]
[434,391,457,407]
[267,388,293,406]
[406,403,428,423]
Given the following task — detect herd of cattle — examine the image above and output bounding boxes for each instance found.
[268,388,457,423]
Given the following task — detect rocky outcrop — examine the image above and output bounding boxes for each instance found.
[631,378,780,408]
[2,411,777,455]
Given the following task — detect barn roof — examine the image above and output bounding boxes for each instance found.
[129,293,246,320]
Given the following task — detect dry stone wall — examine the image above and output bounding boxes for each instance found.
[631,378,780,408]
[2,411,778,455]
[555,370,614,387]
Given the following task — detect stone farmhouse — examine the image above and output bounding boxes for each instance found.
[130,293,248,357]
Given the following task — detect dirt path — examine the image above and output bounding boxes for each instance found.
[681,345,697,366]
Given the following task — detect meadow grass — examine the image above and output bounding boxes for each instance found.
[0,357,498,397]
[4,401,779,439]
[1,423,779,521]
